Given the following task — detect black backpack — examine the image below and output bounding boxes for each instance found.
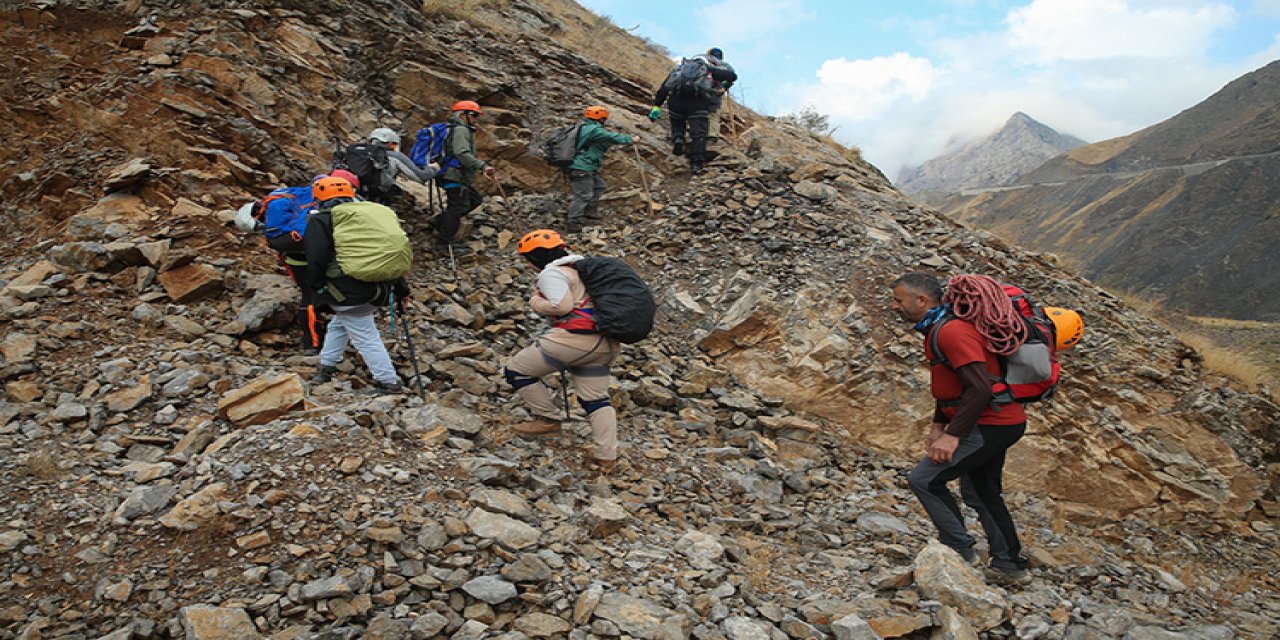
[669,57,715,100]
[573,257,656,344]
[542,123,583,167]
[334,142,390,200]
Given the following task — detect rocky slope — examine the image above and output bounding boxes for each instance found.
[941,61,1280,321]
[896,113,1085,205]
[0,2,1278,640]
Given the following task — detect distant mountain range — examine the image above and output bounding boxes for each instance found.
[940,60,1280,321]
[896,112,1086,204]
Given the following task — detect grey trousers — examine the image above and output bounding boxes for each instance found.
[319,304,399,386]
[907,423,1028,570]
[567,169,606,227]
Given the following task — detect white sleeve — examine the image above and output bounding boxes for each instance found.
[537,267,573,307]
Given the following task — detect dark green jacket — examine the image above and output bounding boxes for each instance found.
[568,119,632,173]
[439,115,487,186]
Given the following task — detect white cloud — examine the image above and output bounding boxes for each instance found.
[697,0,811,46]
[1006,0,1237,63]
[782,1,1270,180]
[802,53,941,122]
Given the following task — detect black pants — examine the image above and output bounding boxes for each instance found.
[437,184,482,243]
[670,110,710,167]
[907,423,1028,570]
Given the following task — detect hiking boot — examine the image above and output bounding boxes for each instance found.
[511,416,563,437]
[690,163,705,175]
[587,457,617,475]
[985,565,1031,586]
[372,380,405,395]
[311,365,337,384]
[672,139,685,156]
[957,547,983,567]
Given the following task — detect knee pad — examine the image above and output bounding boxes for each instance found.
[579,396,611,415]
[504,368,538,391]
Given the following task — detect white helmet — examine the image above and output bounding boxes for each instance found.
[234,202,262,233]
[369,127,401,146]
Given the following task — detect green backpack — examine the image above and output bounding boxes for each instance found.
[328,201,412,282]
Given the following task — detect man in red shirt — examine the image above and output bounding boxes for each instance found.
[889,272,1030,584]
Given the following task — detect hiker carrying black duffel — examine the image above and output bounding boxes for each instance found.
[649,50,738,174]
[334,128,438,206]
[503,229,655,474]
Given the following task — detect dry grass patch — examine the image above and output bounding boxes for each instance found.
[1173,330,1268,390]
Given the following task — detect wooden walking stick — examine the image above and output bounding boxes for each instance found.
[631,144,659,211]
[489,172,525,235]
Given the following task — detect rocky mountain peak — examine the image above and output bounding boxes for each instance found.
[0,3,1276,639]
[897,112,1086,203]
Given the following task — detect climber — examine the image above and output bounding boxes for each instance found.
[304,176,411,394]
[232,169,359,352]
[503,229,622,473]
[693,48,736,146]
[564,105,634,233]
[888,272,1031,585]
[649,50,738,174]
[334,128,438,206]
[433,100,495,255]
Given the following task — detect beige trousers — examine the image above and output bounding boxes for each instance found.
[506,331,621,460]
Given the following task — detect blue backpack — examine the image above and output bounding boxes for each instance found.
[259,186,314,240]
[409,123,462,171]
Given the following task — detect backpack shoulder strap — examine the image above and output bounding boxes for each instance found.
[926,316,955,369]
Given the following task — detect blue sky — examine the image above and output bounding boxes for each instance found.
[578,0,1280,180]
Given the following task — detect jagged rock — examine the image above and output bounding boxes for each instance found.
[411,612,449,638]
[573,585,604,625]
[49,241,120,273]
[500,553,553,583]
[514,612,572,637]
[856,512,912,535]
[179,605,260,639]
[675,530,724,569]
[831,614,880,640]
[4,260,58,288]
[593,593,678,640]
[462,575,517,604]
[932,606,978,640]
[466,508,540,550]
[723,616,772,640]
[236,286,297,332]
[114,485,177,521]
[0,531,28,553]
[104,381,152,413]
[794,180,838,201]
[102,159,152,192]
[0,333,36,363]
[913,542,1007,631]
[216,373,306,426]
[471,488,532,518]
[159,482,228,530]
[158,263,224,303]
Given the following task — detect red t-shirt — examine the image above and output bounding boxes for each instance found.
[925,319,1026,425]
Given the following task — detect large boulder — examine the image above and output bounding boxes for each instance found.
[216,373,306,426]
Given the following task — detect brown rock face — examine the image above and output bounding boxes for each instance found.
[216,373,306,426]
[158,263,224,303]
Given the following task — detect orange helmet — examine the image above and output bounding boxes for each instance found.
[451,100,483,115]
[312,176,355,202]
[583,105,609,121]
[518,229,565,254]
[1043,307,1083,351]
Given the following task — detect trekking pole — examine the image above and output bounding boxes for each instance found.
[631,144,656,209]
[389,291,427,400]
[726,96,739,151]
[489,173,525,235]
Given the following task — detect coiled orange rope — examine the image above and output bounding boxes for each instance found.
[943,274,1027,356]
